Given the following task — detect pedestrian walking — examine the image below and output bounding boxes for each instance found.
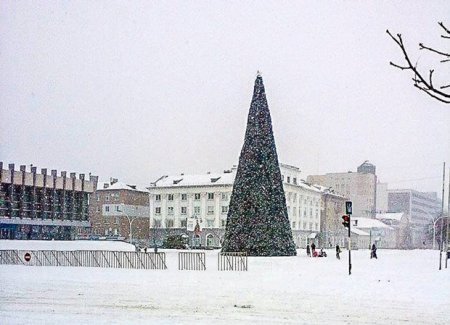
[311,242,316,257]
[306,244,311,257]
[336,244,341,260]
[371,243,377,259]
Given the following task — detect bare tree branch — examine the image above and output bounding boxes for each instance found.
[387,23,450,104]
[419,43,450,58]
[441,84,450,89]
[439,22,450,35]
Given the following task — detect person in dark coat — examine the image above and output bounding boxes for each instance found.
[371,243,377,259]
[311,242,316,256]
[336,244,341,260]
[306,244,311,257]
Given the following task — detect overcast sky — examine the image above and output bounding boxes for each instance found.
[1,1,449,197]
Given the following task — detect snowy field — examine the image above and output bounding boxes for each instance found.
[0,240,449,324]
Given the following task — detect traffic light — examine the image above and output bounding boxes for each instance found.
[342,215,350,228]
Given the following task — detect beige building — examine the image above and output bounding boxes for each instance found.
[148,164,324,248]
[89,179,149,243]
[307,161,377,219]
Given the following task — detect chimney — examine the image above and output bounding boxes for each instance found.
[51,170,57,177]
[110,177,118,185]
[9,163,15,171]
[61,171,67,177]
[70,172,76,179]
[20,165,26,172]
[41,168,47,176]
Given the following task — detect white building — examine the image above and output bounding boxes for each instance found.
[147,164,323,248]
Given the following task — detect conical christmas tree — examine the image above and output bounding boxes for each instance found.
[221,74,297,256]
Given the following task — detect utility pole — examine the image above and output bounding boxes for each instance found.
[439,162,445,270]
[446,166,450,269]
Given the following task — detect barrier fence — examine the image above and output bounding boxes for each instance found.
[178,252,206,270]
[0,250,167,270]
[218,252,248,271]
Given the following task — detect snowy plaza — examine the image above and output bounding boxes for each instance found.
[0,240,449,324]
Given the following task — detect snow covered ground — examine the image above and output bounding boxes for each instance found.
[0,240,449,324]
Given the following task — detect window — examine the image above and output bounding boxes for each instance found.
[115,217,119,225]
[155,194,161,201]
[207,220,214,228]
[207,206,214,215]
[181,218,187,227]
[309,222,313,230]
[114,229,118,235]
[105,206,110,212]
[168,194,174,201]
[155,207,161,215]
[303,222,307,229]
[221,219,226,227]
[115,205,120,212]
[287,176,290,183]
[181,194,187,201]
[153,219,161,228]
[221,193,228,200]
[221,206,228,214]
[194,206,200,214]
[105,195,110,202]
[166,219,174,228]
[293,178,297,185]
[292,221,296,229]
[194,193,201,200]
[96,206,100,212]
[181,207,187,214]
[168,207,174,215]
[208,193,214,200]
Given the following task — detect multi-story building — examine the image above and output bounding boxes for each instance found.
[387,189,441,226]
[89,178,150,243]
[0,162,97,240]
[148,164,324,248]
[307,161,377,219]
[313,185,347,248]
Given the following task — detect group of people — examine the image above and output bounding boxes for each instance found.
[306,243,327,258]
[306,243,378,260]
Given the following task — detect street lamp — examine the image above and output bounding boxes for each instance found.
[118,203,139,244]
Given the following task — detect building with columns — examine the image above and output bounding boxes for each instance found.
[0,162,97,240]
[148,164,326,248]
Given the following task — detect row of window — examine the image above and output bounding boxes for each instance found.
[155,193,229,201]
[292,221,319,231]
[155,205,229,215]
[153,218,227,228]
[282,175,298,185]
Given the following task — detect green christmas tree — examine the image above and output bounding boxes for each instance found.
[221,74,296,256]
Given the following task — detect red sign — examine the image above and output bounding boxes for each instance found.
[24,252,31,262]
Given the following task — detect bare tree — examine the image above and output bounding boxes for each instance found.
[387,22,450,104]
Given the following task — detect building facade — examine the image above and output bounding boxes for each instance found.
[314,186,347,248]
[387,189,441,248]
[89,179,150,243]
[0,162,97,240]
[148,164,324,248]
[307,161,377,219]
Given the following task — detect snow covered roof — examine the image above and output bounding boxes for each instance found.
[150,171,236,188]
[353,217,393,230]
[97,181,148,193]
[351,228,370,236]
[376,213,405,221]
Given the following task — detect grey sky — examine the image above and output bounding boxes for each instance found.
[1,1,449,196]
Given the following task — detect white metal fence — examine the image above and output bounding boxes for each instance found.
[178,252,206,270]
[218,252,248,271]
[0,250,167,270]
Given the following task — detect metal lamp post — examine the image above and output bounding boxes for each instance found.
[118,204,139,244]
